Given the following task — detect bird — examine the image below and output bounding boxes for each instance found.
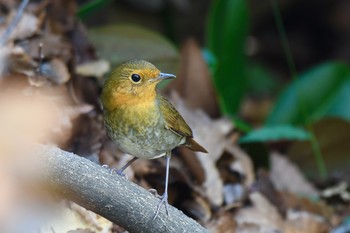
[100,60,207,219]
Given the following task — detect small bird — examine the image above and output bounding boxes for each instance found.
[101,60,207,219]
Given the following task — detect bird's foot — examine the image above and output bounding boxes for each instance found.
[114,168,128,179]
[153,193,169,220]
[102,165,128,178]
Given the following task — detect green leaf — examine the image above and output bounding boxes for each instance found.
[233,118,252,133]
[246,63,281,95]
[320,81,350,119]
[267,62,350,125]
[78,0,110,19]
[206,0,249,115]
[87,24,179,75]
[240,125,311,143]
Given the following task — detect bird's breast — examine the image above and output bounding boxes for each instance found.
[104,101,183,159]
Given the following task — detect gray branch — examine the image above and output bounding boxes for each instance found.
[35,145,209,233]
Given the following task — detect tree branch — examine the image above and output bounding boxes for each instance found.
[35,145,209,233]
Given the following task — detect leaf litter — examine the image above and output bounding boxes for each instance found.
[0,0,348,232]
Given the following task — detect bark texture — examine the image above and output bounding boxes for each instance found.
[36,145,209,233]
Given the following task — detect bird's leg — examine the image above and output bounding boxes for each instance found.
[153,152,171,220]
[115,157,138,176]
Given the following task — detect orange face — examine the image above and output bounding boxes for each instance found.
[101,60,175,109]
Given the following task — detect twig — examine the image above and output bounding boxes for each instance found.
[35,145,209,233]
[36,42,44,74]
[0,0,30,46]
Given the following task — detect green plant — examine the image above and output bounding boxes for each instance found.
[206,0,249,116]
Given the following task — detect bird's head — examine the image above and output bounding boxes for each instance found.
[101,60,175,109]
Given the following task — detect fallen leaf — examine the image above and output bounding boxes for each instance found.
[170,92,233,160]
[225,145,255,187]
[0,12,40,41]
[167,38,219,117]
[40,202,113,233]
[41,58,70,84]
[321,181,350,204]
[281,192,334,219]
[270,152,319,196]
[235,192,284,232]
[285,210,330,233]
[206,212,237,233]
[67,110,104,158]
[223,183,246,205]
[76,59,110,78]
[169,92,233,206]
[0,45,37,77]
[254,169,286,216]
[181,195,212,222]
[22,32,72,62]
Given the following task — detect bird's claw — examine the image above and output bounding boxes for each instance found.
[148,189,161,198]
[102,164,114,175]
[153,193,169,220]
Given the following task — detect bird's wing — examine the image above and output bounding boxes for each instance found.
[158,95,193,137]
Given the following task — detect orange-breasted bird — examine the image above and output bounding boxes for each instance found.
[101,60,207,219]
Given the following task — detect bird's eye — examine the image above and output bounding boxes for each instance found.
[131,74,142,83]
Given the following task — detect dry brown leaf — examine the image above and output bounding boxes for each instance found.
[67,111,104,158]
[254,169,287,216]
[169,92,234,206]
[41,58,70,84]
[181,195,212,222]
[281,192,334,220]
[170,92,233,160]
[195,153,224,206]
[284,210,330,233]
[225,145,255,187]
[167,38,219,117]
[235,192,284,232]
[223,183,245,205]
[270,152,319,196]
[0,12,40,41]
[0,85,93,149]
[76,59,110,78]
[206,212,237,233]
[0,45,37,77]
[40,203,113,233]
[178,147,206,184]
[52,102,94,146]
[23,32,72,62]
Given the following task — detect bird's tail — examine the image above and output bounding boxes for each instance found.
[186,137,208,153]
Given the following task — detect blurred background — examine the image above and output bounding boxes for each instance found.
[77,0,350,182]
[0,0,350,232]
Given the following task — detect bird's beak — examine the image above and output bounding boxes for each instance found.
[151,73,176,82]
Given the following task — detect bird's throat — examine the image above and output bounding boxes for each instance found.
[104,93,160,133]
[102,89,157,111]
